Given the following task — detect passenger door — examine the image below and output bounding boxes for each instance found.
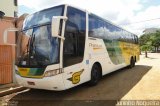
[62,7,87,89]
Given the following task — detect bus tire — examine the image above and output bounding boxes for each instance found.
[135,56,137,62]
[89,64,101,86]
[129,57,135,68]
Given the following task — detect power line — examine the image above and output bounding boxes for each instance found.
[120,18,160,26]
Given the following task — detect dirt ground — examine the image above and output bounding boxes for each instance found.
[1,53,160,106]
[121,53,160,100]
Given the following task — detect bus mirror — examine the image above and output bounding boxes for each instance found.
[51,16,67,40]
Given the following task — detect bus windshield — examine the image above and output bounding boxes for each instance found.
[16,5,64,67]
[23,5,64,29]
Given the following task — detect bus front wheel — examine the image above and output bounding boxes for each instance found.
[89,64,101,86]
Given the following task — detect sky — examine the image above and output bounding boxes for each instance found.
[18,0,160,36]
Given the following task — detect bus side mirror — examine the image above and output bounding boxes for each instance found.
[51,16,67,40]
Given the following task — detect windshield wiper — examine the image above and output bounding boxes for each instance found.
[29,34,45,67]
[28,33,35,65]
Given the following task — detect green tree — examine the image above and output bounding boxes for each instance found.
[150,31,160,52]
[140,42,152,57]
[140,30,160,57]
[139,34,152,57]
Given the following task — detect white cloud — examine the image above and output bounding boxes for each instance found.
[18,0,63,10]
[123,5,160,36]
[18,0,160,36]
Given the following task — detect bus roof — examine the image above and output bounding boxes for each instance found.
[24,4,137,37]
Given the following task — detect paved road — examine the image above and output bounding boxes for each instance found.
[2,53,160,106]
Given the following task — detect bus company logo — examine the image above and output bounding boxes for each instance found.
[67,69,84,84]
[89,43,103,50]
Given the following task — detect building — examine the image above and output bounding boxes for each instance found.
[0,14,28,85]
[0,17,16,44]
[143,28,160,34]
[0,17,16,84]
[0,0,18,85]
[0,0,18,17]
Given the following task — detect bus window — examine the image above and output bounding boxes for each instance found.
[89,15,104,39]
[63,7,86,67]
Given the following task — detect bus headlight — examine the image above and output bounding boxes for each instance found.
[44,69,62,77]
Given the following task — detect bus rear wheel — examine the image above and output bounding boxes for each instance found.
[89,64,101,86]
[129,57,135,68]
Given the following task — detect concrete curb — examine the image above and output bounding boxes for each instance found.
[0,83,17,89]
[0,86,28,97]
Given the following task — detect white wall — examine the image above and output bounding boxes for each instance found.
[0,0,18,17]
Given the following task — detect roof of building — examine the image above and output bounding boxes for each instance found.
[143,28,160,34]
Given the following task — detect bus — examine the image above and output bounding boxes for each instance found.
[15,4,140,91]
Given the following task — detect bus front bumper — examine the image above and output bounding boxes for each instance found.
[15,74,65,91]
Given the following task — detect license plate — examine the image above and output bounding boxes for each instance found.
[27,81,35,85]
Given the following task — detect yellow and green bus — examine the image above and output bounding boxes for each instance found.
[15,4,140,90]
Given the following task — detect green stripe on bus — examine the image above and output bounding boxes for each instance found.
[103,39,125,65]
[28,68,45,76]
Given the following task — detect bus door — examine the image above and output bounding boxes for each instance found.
[62,7,86,89]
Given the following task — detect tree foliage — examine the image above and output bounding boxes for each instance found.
[139,31,160,53]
